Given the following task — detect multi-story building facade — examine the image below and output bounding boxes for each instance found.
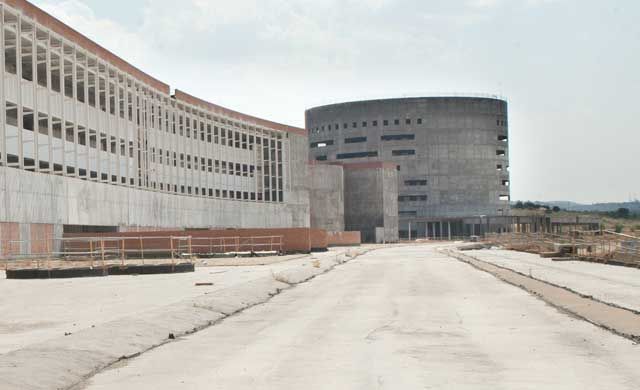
[306,96,510,238]
[0,0,309,240]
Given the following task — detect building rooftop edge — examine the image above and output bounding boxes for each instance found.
[306,94,508,113]
[9,0,304,135]
[173,90,306,136]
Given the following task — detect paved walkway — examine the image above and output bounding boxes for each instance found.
[464,248,640,312]
[82,245,640,390]
[0,253,313,354]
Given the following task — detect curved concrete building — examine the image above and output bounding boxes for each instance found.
[0,0,310,250]
[306,96,510,238]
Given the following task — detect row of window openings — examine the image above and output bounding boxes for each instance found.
[150,148,282,174]
[313,118,423,133]
[1,154,284,202]
[321,149,505,161]
[312,134,506,149]
[6,103,283,164]
[317,149,415,160]
[3,33,282,148]
[314,115,507,133]
[398,195,428,202]
[6,105,285,181]
[311,134,415,148]
[147,185,284,202]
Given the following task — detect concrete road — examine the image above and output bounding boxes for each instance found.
[0,253,309,354]
[465,249,640,312]
[83,245,640,390]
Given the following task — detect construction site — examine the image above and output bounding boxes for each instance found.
[2,1,640,389]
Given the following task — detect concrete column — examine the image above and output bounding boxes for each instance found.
[448,221,451,240]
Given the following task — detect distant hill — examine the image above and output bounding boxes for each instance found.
[525,200,640,213]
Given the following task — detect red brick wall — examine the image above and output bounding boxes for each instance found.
[309,229,328,250]
[327,231,361,247]
[64,227,330,254]
[30,224,54,255]
[0,222,20,256]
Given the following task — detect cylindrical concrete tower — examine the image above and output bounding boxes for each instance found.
[305,96,510,238]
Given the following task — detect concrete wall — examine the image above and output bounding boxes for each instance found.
[287,133,312,228]
[380,165,400,243]
[306,97,510,235]
[0,164,309,230]
[309,163,345,232]
[343,163,399,243]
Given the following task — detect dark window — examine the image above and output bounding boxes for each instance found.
[394,119,400,125]
[310,140,334,148]
[417,118,422,124]
[399,211,417,216]
[336,151,378,159]
[383,120,389,126]
[343,123,348,129]
[392,149,415,156]
[335,124,339,130]
[496,150,506,156]
[372,120,378,126]
[344,136,367,144]
[498,135,508,141]
[405,179,427,186]
[362,121,367,127]
[352,122,357,128]
[316,155,327,161]
[381,134,415,141]
[405,119,411,125]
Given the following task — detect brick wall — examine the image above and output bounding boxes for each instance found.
[327,231,361,247]
[64,227,330,254]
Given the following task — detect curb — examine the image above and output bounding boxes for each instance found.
[444,249,640,343]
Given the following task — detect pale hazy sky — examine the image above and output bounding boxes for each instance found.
[32,0,640,203]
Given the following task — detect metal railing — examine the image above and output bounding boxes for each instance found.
[0,234,284,271]
[189,235,283,255]
[483,231,640,266]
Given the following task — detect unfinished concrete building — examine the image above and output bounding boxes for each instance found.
[307,96,510,239]
[0,0,310,250]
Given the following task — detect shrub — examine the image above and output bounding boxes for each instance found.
[615,224,624,233]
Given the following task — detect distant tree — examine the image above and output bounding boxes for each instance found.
[552,206,561,212]
[616,208,631,219]
[514,201,524,209]
[615,224,624,233]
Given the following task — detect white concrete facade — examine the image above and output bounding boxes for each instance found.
[0,1,310,231]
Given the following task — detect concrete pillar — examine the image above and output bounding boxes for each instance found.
[448,221,451,240]
[425,222,429,240]
[439,221,443,240]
